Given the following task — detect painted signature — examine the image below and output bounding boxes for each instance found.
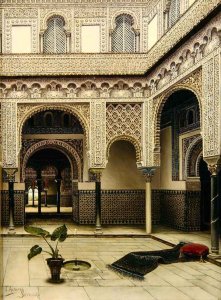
[4,286,39,298]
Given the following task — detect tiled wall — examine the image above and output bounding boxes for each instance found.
[1,190,25,225]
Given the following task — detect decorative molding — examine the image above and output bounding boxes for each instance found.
[21,139,82,181]
[17,103,90,150]
[2,101,18,168]
[106,103,142,161]
[202,53,220,158]
[152,68,202,167]
[4,18,38,53]
[90,101,106,168]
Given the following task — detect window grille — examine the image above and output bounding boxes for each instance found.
[169,0,180,28]
[112,14,136,53]
[43,17,66,53]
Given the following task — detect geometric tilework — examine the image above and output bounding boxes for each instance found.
[160,189,201,231]
[1,190,25,226]
[74,189,160,225]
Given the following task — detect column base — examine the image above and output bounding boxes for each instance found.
[8,227,16,234]
[94,226,103,235]
[208,253,221,259]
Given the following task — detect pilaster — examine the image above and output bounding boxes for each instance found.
[2,100,18,168]
[90,100,106,169]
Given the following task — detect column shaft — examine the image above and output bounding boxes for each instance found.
[145,181,152,234]
[211,174,220,254]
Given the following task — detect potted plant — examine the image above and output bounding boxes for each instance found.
[24,224,67,282]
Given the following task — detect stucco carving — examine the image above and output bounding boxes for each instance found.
[90,101,106,168]
[152,68,202,167]
[202,53,220,158]
[17,104,90,149]
[2,101,17,168]
[106,103,142,162]
[21,139,82,181]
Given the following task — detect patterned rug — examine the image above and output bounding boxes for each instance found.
[108,242,188,279]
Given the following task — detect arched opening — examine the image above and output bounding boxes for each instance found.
[43,16,67,53]
[100,140,145,225]
[111,14,137,53]
[103,140,144,189]
[21,109,86,222]
[155,89,202,231]
[25,148,72,215]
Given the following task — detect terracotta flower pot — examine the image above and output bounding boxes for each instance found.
[46,258,64,282]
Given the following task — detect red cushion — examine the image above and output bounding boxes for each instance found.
[180,243,209,257]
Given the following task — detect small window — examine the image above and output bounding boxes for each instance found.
[63,114,71,127]
[169,0,180,27]
[43,16,66,53]
[44,113,54,127]
[112,14,136,53]
[187,109,194,125]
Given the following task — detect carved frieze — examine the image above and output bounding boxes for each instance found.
[2,101,17,168]
[90,100,106,168]
[202,53,220,158]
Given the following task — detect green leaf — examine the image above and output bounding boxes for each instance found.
[51,225,67,242]
[28,245,42,260]
[24,226,50,237]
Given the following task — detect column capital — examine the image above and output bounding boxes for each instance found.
[139,167,156,182]
[4,168,18,182]
[204,156,221,175]
[89,168,104,182]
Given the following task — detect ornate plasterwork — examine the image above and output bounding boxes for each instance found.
[109,8,140,29]
[2,2,220,76]
[40,9,72,31]
[2,101,17,168]
[17,104,90,150]
[4,8,38,18]
[0,79,147,100]
[21,139,82,181]
[4,18,38,53]
[202,52,220,158]
[74,18,107,52]
[184,135,202,178]
[90,100,106,168]
[106,103,142,161]
[151,68,202,166]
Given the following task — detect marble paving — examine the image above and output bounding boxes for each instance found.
[1,227,221,300]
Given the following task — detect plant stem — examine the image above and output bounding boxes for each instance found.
[42,235,55,257]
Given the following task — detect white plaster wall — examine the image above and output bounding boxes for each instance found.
[154,127,186,190]
[102,141,145,189]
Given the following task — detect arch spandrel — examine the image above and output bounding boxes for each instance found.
[151,69,203,167]
[21,139,82,182]
[17,104,90,151]
[106,135,142,164]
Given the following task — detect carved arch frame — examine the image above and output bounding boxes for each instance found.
[110,10,139,30]
[152,79,202,166]
[106,135,142,163]
[185,136,203,178]
[21,139,82,182]
[41,11,71,32]
[18,104,89,151]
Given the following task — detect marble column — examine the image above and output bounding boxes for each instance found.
[139,167,155,234]
[208,164,221,255]
[36,170,42,214]
[55,172,62,214]
[4,168,17,232]
[90,169,103,234]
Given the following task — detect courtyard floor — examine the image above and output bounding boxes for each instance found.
[1,223,221,300]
